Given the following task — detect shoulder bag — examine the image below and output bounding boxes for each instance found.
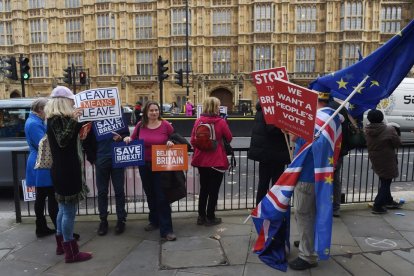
[35,134,53,169]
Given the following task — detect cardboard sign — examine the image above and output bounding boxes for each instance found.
[75,87,122,122]
[151,144,188,171]
[22,180,36,201]
[251,67,289,125]
[260,78,318,142]
[111,140,145,168]
[93,117,128,141]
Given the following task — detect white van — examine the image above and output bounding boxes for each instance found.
[364,78,414,144]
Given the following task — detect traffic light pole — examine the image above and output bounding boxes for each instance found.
[72,63,76,94]
[160,77,164,116]
[185,0,190,98]
[19,54,25,97]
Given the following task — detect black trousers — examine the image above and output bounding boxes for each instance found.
[34,186,58,227]
[256,161,285,205]
[374,177,393,208]
[198,167,224,219]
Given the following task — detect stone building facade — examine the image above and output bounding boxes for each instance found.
[0,0,413,111]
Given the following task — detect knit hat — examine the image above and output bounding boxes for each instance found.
[367,109,384,123]
[50,86,75,100]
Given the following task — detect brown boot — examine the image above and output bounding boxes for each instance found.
[62,240,92,263]
[55,235,64,255]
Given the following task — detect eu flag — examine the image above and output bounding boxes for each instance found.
[310,20,414,117]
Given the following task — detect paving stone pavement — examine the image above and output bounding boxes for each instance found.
[1,203,414,276]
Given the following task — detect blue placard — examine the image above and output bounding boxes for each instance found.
[93,117,128,141]
[111,140,145,168]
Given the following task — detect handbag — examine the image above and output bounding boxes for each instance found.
[223,137,236,172]
[348,126,366,149]
[160,170,187,203]
[35,134,53,169]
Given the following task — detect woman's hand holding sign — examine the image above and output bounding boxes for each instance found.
[123,136,131,144]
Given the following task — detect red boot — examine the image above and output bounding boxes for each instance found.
[55,235,64,255]
[62,239,92,263]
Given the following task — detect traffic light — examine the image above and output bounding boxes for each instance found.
[63,67,72,85]
[3,57,18,80]
[79,71,87,85]
[174,69,183,87]
[157,56,169,82]
[20,57,30,80]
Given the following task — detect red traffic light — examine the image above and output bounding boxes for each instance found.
[79,71,87,85]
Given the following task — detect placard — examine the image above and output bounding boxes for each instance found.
[93,117,129,141]
[151,145,188,171]
[251,67,289,125]
[75,87,122,122]
[22,180,36,202]
[111,140,145,168]
[255,77,318,142]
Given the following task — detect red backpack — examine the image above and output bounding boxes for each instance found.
[193,123,217,151]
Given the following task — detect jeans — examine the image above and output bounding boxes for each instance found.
[374,178,393,208]
[95,158,126,221]
[333,156,344,212]
[256,161,285,205]
[139,163,173,237]
[34,186,58,227]
[198,167,224,219]
[56,202,77,242]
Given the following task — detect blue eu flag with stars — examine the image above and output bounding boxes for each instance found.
[310,20,414,117]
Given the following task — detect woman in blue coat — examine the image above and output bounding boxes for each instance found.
[25,98,57,237]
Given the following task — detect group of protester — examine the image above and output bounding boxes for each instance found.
[25,84,401,269]
[25,87,232,263]
[248,91,403,270]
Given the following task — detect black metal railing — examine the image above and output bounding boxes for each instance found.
[12,146,414,222]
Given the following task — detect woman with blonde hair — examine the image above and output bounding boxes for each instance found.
[45,86,92,263]
[190,97,232,226]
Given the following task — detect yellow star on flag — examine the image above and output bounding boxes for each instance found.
[325,175,333,185]
[328,156,335,165]
[397,30,403,37]
[348,103,355,110]
[352,85,365,94]
[337,78,348,89]
[370,80,379,87]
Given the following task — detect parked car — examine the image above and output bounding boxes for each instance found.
[0,98,33,188]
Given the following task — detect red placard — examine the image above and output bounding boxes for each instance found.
[251,67,289,125]
[151,145,188,171]
[252,72,318,142]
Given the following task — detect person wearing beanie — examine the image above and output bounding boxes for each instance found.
[45,86,92,263]
[365,109,402,214]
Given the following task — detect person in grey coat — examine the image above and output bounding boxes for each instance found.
[365,109,402,214]
[248,102,290,205]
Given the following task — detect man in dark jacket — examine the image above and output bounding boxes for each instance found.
[83,116,130,235]
[248,102,291,205]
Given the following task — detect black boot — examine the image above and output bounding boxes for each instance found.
[97,219,108,236]
[35,217,55,238]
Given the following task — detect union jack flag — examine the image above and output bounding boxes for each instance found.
[251,107,343,271]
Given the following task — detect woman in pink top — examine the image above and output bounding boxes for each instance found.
[124,101,176,241]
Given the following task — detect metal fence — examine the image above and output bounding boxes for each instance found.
[12,146,414,222]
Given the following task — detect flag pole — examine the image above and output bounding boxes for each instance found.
[314,75,370,138]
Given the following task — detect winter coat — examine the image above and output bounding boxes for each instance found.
[190,114,233,170]
[185,103,193,116]
[247,103,290,164]
[364,123,401,179]
[24,112,53,187]
[47,116,84,200]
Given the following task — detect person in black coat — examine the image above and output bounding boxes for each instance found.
[248,102,291,205]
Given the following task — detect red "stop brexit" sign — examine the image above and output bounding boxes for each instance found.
[251,67,318,142]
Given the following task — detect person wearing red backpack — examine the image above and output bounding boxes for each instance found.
[190,97,233,226]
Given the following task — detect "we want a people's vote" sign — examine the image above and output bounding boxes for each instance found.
[75,87,122,122]
[111,140,145,168]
